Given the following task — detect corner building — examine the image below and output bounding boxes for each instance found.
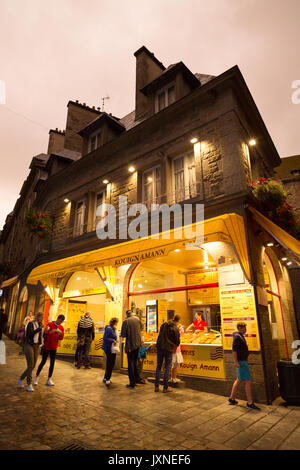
[1,46,299,404]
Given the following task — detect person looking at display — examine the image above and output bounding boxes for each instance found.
[228,321,260,410]
[154,317,180,393]
[170,315,184,384]
[102,317,119,387]
[186,312,207,333]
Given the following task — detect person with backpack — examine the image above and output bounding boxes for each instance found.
[154,318,180,393]
[33,314,65,387]
[17,312,43,392]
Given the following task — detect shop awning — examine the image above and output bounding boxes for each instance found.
[249,206,300,264]
[26,213,251,284]
[0,275,19,288]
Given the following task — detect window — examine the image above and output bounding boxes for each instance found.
[74,200,86,237]
[143,166,161,208]
[155,83,175,112]
[173,153,197,203]
[89,130,101,153]
[95,191,106,228]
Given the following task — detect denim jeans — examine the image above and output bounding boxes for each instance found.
[155,349,172,389]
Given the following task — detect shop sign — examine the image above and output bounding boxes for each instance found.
[57,332,104,357]
[219,286,261,351]
[62,287,106,298]
[122,344,225,379]
[114,247,168,267]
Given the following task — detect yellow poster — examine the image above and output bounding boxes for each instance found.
[122,344,225,379]
[57,332,104,357]
[219,286,261,351]
[187,269,219,305]
[157,300,167,330]
[65,301,86,334]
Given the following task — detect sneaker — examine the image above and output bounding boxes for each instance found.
[17,379,24,389]
[103,378,107,383]
[163,388,173,393]
[46,379,54,387]
[154,386,159,392]
[169,378,175,383]
[105,380,111,387]
[26,384,34,392]
[229,398,238,405]
[33,376,38,386]
[175,377,183,383]
[247,402,260,410]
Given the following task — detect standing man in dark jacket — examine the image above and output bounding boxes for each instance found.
[154,319,180,393]
[121,310,144,389]
[76,312,95,369]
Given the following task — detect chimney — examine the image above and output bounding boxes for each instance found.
[64,101,101,153]
[134,46,165,121]
[47,129,65,155]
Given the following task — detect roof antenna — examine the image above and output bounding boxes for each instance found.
[102,96,110,112]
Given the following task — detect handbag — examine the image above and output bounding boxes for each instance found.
[111,341,120,354]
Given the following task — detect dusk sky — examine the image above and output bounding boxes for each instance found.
[0,0,299,229]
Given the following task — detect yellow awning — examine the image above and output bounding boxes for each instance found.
[26,213,251,284]
[1,275,18,288]
[249,206,300,264]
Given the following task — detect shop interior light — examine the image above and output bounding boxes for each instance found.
[64,198,69,203]
[103,179,109,184]
[190,137,198,144]
[138,284,143,288]
[249,139,256,146]
[129,166,135,173]
[147,177,153,182]
[76,277,81,281]
[174,249,180,252]
[281,257,288,261]
[266,243,274,247]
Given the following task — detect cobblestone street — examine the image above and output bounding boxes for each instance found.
[0,337,300,451]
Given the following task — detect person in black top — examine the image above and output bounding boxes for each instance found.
[17,312,43,392]
[154,319,180,393]
[228,322,260,410]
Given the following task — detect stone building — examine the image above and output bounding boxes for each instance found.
[1,46,299,404]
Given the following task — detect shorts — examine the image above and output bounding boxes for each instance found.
[236,360,251,381]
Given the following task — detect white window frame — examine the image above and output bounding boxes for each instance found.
[88,129,102,153]
[95,190,106,228]
[142,166,161,208]
[155,82,175,113]
[73,199,86,237]
[172,153,197,203]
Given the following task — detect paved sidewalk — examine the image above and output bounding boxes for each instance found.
[0,337,300,450]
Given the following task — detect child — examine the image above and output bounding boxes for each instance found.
[170,314,184,383]
[138,336,153,378]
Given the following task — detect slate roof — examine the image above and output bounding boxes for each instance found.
[274,155,300,180]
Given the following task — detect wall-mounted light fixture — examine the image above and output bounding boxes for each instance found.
[129,166,135,173]
[266,243,274,247]
[103,179,109,184]
[249,139,256,146]
[64,198,69,203]
[190,137,198,144]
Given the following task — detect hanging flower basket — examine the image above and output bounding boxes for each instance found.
[249,178,300,241]
[25,208,52,239]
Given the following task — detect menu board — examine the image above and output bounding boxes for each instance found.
[219,286,261,351]
[157,299,167,330]
[65,301,86,334]
[187,269,219,305]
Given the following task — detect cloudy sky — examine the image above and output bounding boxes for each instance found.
[0,0,299,229]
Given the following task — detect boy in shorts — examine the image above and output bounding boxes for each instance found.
[228,322,260,410]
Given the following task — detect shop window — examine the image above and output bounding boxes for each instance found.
[173,153,197,203]
[89,130,101,153]
[155,83,175,113]
[142,166,161,208]
[73,200,86,237]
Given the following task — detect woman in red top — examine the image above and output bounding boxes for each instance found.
[186,312,207,332]
[33,315,65,387]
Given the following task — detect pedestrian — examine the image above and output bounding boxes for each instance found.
[121,309,145,389]
[33,314,65,387]
[0,308,8,341]
[18,311,34,355]
[102,317,119,387]
[23,311,34,330]
[75,312,95,369]
[228,321,260,410]
[154,317,180,393]
[17,312,43,392]
[170,314,184,384]
[138,336,153,379]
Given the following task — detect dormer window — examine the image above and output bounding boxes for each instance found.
[89,130,101,152]
[155,83,175,112]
